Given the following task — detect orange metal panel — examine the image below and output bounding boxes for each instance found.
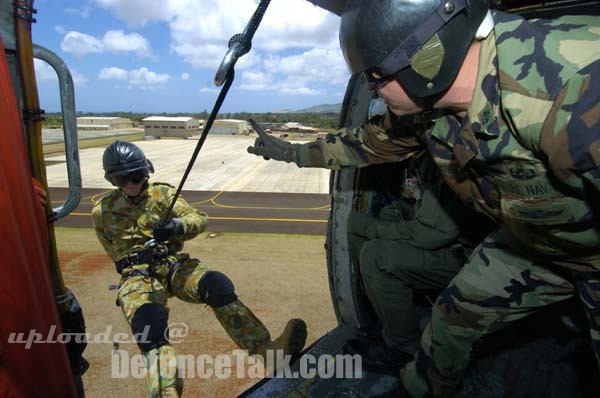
[0,37,76,398]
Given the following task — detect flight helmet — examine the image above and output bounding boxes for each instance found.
[102,140,154,186]
[339,0,489,103]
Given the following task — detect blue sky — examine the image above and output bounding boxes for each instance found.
[32,0,350,113]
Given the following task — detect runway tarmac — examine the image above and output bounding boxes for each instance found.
[50,187,331,235]
[46,136,333,234]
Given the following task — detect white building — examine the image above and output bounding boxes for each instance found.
[76,116,133,131]
[210,119,249,135]
[280,122,318,133]
[142,116,202,138]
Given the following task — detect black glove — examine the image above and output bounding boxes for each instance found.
[246,118,299,164]
[152,218,184,242]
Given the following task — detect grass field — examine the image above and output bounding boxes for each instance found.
[43,132,145,155]
[56,228,337,397]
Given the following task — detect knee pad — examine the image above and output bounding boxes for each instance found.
[131,303,169,352]
[197,271,238,308]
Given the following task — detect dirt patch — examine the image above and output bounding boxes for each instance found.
[60,252,112,284]
[55,228,337,398]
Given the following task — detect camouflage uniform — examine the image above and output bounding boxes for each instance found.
[92,182,272,398]
[296,12,600,397]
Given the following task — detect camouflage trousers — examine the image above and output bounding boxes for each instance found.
[400,227,600,397]
[117,256,271,398]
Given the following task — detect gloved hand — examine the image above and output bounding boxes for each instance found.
[152,218,184,242]
[347,212,379,239]
[246,118,299,164]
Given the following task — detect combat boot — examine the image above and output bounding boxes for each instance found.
[253,318,308,361]
[212,299,307,360]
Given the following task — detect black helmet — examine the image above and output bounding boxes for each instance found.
[102,140,154,185]
[340,0,489,102]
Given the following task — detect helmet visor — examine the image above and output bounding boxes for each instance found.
[111,169,148,187]
[365,33,445,91]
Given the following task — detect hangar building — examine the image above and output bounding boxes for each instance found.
[142,116,202,138]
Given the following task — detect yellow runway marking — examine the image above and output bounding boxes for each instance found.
[55,189,331,211]
[189,191,224,206]
[209,216,327,223]
[66,212,327,223]
[196,190,331,211]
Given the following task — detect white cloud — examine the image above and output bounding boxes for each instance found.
[35,59,88,87]
[238,47,349,96]
[94,0,172,26]
[129,67,170,87]
[64,5,92,18]
[99,66,171,89]
[102,30,152,57]
[238,70,271,91]
[170,43,224,69]
[255,0,340,51]
[279,86,325,96]
[166,0,339,68]
[94,0,339,65]
[54,25,66,35]
[91,0,348,98]
[180,73,190,80]
[199,87,219,93]
[266,47,349,85]
[35,59,57,82]
[71,70,89,86]
[60,30,152,58]
[61,31,103,56]
[99,66,128,80]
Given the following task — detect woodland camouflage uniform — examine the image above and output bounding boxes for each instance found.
[293,12,600,397]
[92,182,298,397]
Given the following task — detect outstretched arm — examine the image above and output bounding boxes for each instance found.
[247,112,424,170]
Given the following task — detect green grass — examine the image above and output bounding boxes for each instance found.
[43,132,144,155]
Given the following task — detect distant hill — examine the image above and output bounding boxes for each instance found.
[274,103,342,114]
[296,103,341,113]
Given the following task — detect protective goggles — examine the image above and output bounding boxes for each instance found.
[365,33,445,91]
[365,70,395,91]
[110,169,148,187]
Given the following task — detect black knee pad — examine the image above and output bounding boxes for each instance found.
[130,303,169,352]
[197,271,238,308]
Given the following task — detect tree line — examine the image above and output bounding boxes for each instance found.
[41,111,342,130]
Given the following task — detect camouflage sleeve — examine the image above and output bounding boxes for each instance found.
[91,202,118,260]
[374,185,460,249]
[167,187,208,239]
[296,111,423,170]
[540,61,600,194]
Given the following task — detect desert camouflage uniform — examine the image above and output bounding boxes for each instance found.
[297,12,600,397]
[92,182,271,397]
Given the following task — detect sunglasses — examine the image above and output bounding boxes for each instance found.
[111,169,147,187]
[365,70,395,91]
